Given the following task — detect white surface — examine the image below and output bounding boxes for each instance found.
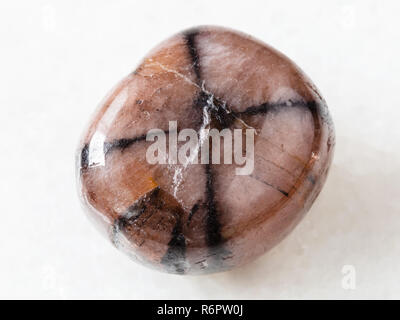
[0,0,399,299]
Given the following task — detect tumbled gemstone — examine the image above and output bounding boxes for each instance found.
[76,26,335,275]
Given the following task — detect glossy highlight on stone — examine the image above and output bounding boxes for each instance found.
[76,26,335,275]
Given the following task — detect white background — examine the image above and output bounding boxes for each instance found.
[1,0,399,299]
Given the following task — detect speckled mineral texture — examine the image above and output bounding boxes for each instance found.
[76,26,335,275]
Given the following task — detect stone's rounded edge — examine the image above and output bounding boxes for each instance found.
[180,25,275,53]
[214,27,336,265]
[228,111,334,270]
[77,75,136,149]
[75,145,112,243]
[216,85,335,269]
[75,25,335,275]
[74,78,133,250]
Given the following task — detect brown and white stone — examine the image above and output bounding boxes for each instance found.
[76,26,335,275]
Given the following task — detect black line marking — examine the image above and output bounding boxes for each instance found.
[183,29,232,270]
[184,29,226,256]
[250,174,289,197]
[239,100,311,116]
[115,187,160,231]
[103,134,147,155]
[194,87,236,129]
[114,187,187,274]
[79,130,173,170]
[240,103,271,116]
[103,130,172,156]
[184,29,201,80]
[210,100,236,129]
[161,217,187,274]
[112,188,160,247]
[79,135,147,170]
[187,203,200,225]
[80,144,89,170]
[194,89,209,107]
[204,164,223,248]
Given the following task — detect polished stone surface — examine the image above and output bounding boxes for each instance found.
[76,26,335,274]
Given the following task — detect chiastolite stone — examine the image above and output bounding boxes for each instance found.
[76,26,335,275]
